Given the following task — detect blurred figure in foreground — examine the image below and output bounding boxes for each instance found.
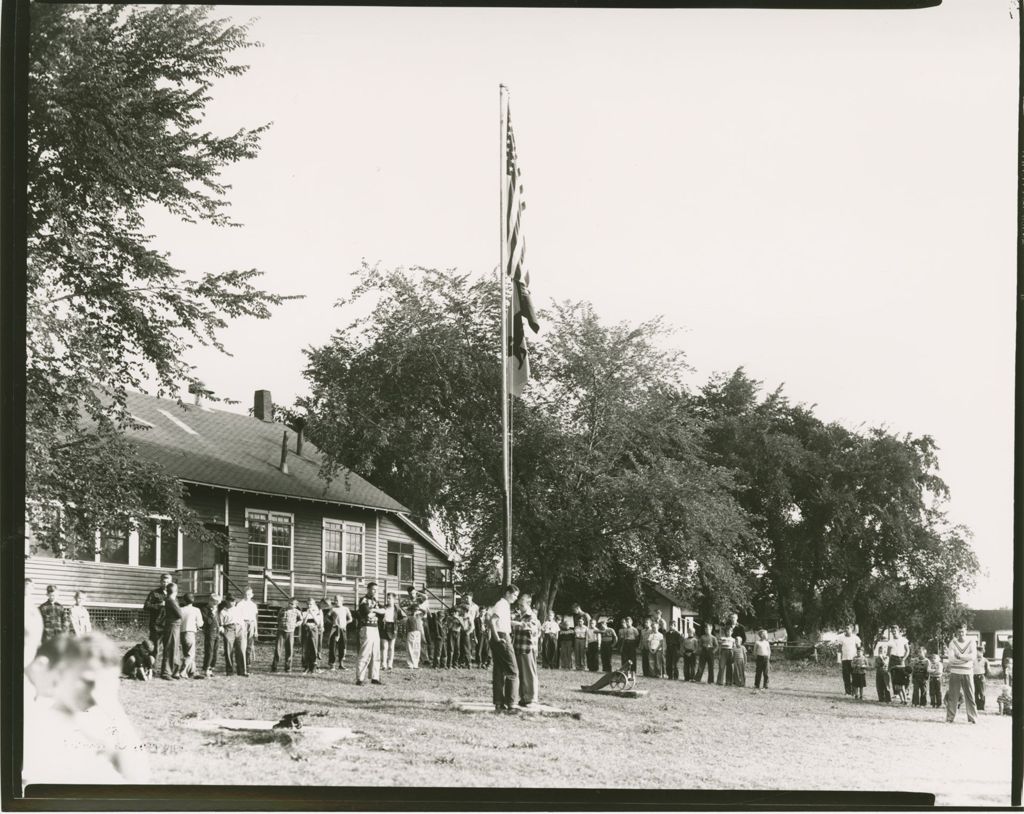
[24,633,150,785]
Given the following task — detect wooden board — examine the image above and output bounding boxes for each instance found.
[578,688,648,699]
[181,718,357,740]
[453,701,581,719]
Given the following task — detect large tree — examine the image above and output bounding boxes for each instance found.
[694,368,978,642]
[299,264,754,618]
[26,4,296,553]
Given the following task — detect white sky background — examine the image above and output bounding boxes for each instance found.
[142,2,1018,609]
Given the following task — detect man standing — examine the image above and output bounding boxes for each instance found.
[488,584,521,712]
[143,574,173,661]
[160,582,183,679]
[463,591,480,666]
[513,593,540,708]
[571,602,591,629]
[235,587,259,669]
[39,584,69,644]
[356,582,386,685]
[838,625,862,697]
[946,624,978,723]
[327,595,353,670]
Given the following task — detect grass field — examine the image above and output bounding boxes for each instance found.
[117,639,1012,806]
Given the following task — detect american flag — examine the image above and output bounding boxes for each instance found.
[505,107,539,397]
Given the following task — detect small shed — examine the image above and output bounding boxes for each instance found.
[644,581,698,632]
[969,608,1013,661]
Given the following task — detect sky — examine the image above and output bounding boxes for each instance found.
[141,2,1018,609]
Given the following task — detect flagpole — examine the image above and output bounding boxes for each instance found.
[499,84,513,587]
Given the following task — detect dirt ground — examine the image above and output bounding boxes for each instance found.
[111,639,1013,805]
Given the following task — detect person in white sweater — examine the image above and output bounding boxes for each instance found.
[945,625,978,723]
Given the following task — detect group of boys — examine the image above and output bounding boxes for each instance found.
[120,575,502,683]
[536,605,774,690]
[837,623,1007,724]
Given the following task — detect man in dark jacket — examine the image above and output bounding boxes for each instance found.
[144,574,173,663]
[160,582,183,679]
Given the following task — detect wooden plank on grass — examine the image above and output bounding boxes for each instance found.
[453,701,581,719]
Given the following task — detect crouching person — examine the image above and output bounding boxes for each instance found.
[121,639,155,681]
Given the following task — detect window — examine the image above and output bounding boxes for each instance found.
[138,519,158,567]
[246,510,293,571]
[426,565,451,589]
[160,524,178,569]
[387,541,413,582]
[99,526,130,564]
[323,520,364,577]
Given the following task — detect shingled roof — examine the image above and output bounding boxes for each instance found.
[122,391,409,514]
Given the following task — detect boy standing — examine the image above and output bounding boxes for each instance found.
[327,593,352,671]
[618,617,639,673]
[220,595,249,677]
[682,626,699,681]
[271,598,301,672]
[639,619,653,677]
[558,618,575,669]
[598,619,618,672]
[541,612,560,669]
[753,630,771,689]
[973,650,989,712]
[300,597,324,674]
[927,652,944,708]
[850,645,868,700]
[39,585,69,644]
[235,587,259,668]
[873,637,892,702]
[404,594,426,669]
[585,619,601,672]
[910,646,930,707]
[69,592,92,636]
[665,624,682,680]
[648,625,666,678]
[178,592,204,678]
[888,626,910,705]
[574,618,588,671]
[513,594,541,707]
[696,623,718,683]
[199,592,223,678]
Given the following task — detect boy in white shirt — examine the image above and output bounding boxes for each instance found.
[753,629,771,689]
[178,593,204,678]
[235,587,259,668]
[69,591,92,636]
[648,627,665,678]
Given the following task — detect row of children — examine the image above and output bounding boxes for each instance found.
[842,625,992,723]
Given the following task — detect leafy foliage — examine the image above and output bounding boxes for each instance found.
[26,4,297,552]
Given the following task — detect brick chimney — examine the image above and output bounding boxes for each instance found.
[254,390,273,422]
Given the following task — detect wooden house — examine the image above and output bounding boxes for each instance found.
[644,581,698,633]
[25,390,456,626]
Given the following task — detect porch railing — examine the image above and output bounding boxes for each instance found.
[174,565,223,598]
